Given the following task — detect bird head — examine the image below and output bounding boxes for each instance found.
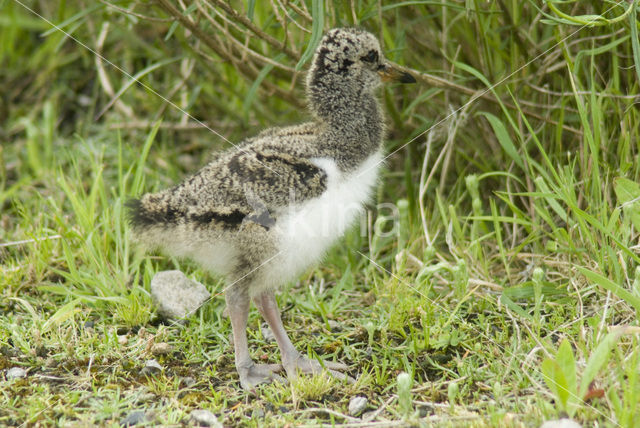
[307,27,415,97]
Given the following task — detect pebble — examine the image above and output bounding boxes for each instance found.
[140,359,162,377]
[362,410,376,420]
[540,419,582,428]
[0,346,19,357]
[118,335,128,346]
[6,367,27,380]
[261,325,275,342]
[151,342,173,356]
[135,392,156,403]
[190,409,222,427]
[417,404,431,417]
[120,410,146,426]
[348,396,368,416]
[151,270,211,320]
[181,376,196,387]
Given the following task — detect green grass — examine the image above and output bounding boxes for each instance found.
[2,0,640,426]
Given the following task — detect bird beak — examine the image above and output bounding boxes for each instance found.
[377,64,416,84]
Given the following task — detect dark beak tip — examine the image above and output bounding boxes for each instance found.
[400,72,416,84]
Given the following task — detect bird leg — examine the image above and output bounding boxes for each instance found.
[252,289,350,382]
[225,284,284,390]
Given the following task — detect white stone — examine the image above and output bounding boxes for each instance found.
[140,359,162,376]
[6,367,27,380]
[348,396,368,416]
[540,419,582,428]
[261,324,275,342]
[150,270,211,319]
[145,359,162,370]
[190,409,222,427]
[151,342,173,355]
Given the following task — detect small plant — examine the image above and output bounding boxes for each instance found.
[532,267,545,333]
[291,372,335,402]
[397,371,413,417]
[448,381,459,411]
[541,332,622,417]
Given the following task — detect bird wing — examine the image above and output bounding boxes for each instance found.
[224,149,328,219]
[129,138,328,232]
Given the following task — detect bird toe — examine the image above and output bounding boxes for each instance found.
[238,363,285,390]
[283,355,353,383]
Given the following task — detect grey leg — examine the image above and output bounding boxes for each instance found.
[225,284,283,390]
[252,290,350,382]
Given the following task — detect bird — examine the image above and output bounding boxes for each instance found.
[127,27,415,390]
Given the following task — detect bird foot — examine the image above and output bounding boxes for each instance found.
[238,363,285,390]
[283,354,354,384]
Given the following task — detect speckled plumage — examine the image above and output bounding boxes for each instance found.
[128,27,415,390]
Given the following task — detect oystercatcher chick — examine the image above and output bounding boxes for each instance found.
[127,27,415,390]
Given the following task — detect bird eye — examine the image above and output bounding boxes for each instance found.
[361,50,378,63]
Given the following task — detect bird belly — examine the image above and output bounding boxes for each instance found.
[189,238,239,276]
[259,151,383,289]
[137,225,238,276]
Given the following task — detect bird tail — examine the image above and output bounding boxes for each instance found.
[125,197,160,229]
[125,195,201,261]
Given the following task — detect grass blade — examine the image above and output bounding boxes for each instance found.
[478,112,525,171]
[578,330,623,399]
[295,0,324,70]
[578,267,640,316]
[630,3,640,84]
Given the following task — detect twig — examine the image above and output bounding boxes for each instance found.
[286,0,313,23]
[93,22,135,118]
[155,0,302,107]
[392,63,583,136]
[108,120,233,130]
[468,278,502,291]
[297,407,360,423]
[439,105,469,193]
[276,0,310,33]
[197,1,297,73]
[99,0,172,22]
[207,0,299,59]
[0,235,62,248]
[418,131,434,246]
[270,0,287,37]
[363,395,394,422]
[527,83,640,100]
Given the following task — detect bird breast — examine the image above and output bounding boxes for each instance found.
[258,151,383,289]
